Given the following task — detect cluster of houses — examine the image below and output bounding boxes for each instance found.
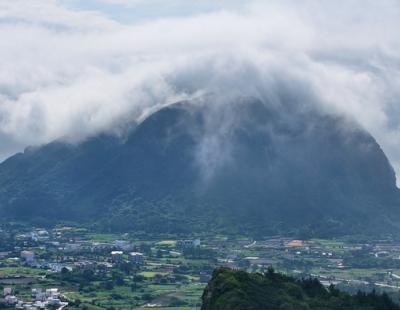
[30,231,50,243]
[1,287,68,309]
[21,250,35,264]
[19,250,67,272]
[111,251,144,265]
[63,239,135,254]
[176,239,201,248]
[1,226,211,306]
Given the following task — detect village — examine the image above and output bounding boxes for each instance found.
[2,225,400,309]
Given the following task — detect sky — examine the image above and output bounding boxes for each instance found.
[1,0,400,182]
[62,0,245,23]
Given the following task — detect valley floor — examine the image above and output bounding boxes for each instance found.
[2,224,400,309]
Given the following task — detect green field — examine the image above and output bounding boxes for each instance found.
[0,266,48,276]
[156,240,177,246]
[138,271,170,278]
[86,233,123,242]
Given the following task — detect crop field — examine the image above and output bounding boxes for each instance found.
[3,226,400,309]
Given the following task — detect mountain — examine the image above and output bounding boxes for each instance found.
[0,97,399,236]
[201,268,399,310]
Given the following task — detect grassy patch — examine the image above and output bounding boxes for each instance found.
[156,240,177,246]
[313,239,345,247]
[86,233,121,242]
[0,267,47,276]
[139,271,170,278]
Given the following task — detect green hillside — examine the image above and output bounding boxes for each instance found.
[201,268,399,310]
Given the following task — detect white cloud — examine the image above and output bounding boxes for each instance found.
[0,0,117,30]
[96,0,244,9]
[0,0,400,182]
[98,0,169,6]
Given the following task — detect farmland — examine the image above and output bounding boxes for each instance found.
[2,224,400,308]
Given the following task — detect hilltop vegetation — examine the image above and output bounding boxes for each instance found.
[201,268,399,310]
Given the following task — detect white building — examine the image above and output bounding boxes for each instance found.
[193,239,201,247]
[30,230,49,242]
[45,288,59,299]
[47,298,61,307]
[3,287,12,296]
[64,243,82,253]
[4,295,17,305]
[111,251,124,263]
[21,251,35,263]
[177,239,201,248]
[33,301,46,309]
[32,288,45,301]
[91,242,113,252]
[129,252,144,265]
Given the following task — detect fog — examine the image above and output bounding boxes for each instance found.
[0,0,400,182]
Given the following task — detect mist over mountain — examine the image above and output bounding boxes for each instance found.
[0,96,398,236]
[2,1,400,181]
[4,3,400,310]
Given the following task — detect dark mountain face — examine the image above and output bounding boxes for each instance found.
[0,98,398,236]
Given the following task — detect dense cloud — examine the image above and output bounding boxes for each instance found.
[0,0,400,182]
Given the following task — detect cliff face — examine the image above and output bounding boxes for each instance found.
[0,98,398,235]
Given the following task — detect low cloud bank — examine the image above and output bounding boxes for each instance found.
[0,0,400,181]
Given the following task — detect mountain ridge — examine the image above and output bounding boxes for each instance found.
[0,98,399,236]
